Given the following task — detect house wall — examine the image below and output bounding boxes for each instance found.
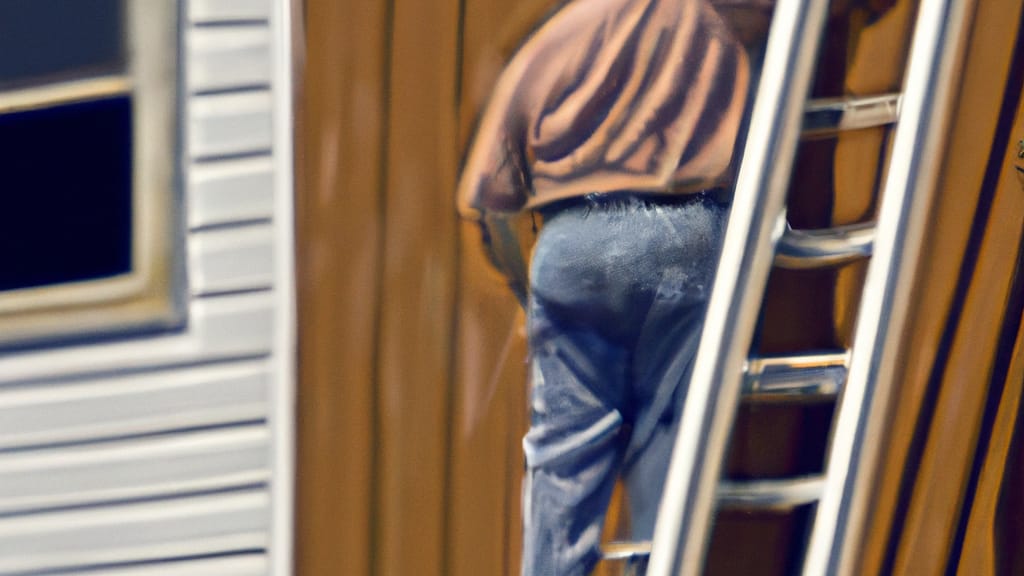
[0,0,295,574]
[294,0,531,574]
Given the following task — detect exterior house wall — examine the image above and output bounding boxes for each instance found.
[0,0,295,574]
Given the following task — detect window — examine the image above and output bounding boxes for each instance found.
[0,0,182,347]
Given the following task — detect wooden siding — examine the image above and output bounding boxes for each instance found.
[295,0,530,574]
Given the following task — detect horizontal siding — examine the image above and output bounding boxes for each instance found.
[189,0,271,23]
[0,426,270,515]
[188,155,275,228]
[0,292,274,384]
[190,91,273,159]
[187,26,272,93]
[190,223,275,296]
[0,360,268,450]
[0,3,288,574]
[86,555,269,575]
[0,491,269,575]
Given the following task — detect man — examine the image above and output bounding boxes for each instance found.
[457,0,752,573]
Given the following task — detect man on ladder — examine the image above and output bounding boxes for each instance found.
[458,0,753,572]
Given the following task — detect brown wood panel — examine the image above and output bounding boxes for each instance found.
[856,0,1024,571]
[374,0,462,573]
[448,1,535,574]
[447,1,587,574]
[959,311,1024,575]
[891,89,1024,576]
[448,287,527,576]
[832,0,918,339]
[294,0,389,574]
[955,89,1024,576]
[296,0,532,572]
[995,373,1024,575]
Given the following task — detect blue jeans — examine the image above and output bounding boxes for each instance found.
[522,193,728,576]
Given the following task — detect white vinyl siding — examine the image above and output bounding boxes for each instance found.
[0,0,293,573]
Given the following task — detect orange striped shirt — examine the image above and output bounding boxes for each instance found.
[458,0,751,219]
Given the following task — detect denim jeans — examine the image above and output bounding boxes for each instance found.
[522,193,728,576]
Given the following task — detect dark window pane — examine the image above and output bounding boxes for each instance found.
[0,97,133,292]
[0,0,124,88]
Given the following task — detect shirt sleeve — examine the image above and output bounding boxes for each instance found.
[456,59,532,220]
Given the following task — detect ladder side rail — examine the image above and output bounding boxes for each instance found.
[801,0,978,573]
[645,0,832,571]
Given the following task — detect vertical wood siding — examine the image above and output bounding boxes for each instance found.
[296,0,533,574]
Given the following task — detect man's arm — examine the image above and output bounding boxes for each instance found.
[458,58,534,306]
[478,211,532,307]
[458,132,533,307]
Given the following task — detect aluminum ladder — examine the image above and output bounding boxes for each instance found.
[598,0,976,571]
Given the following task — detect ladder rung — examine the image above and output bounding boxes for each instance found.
[802,93,901,138]
[744,351,848,398]
[601,476,824,563]
[649,0,834,568]
[718,475,824,511]
[774,222,875,269]
[603,540,652,561]
[602,541,651,576]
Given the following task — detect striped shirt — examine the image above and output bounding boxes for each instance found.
[458,0,751,219]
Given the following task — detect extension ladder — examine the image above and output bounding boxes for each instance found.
[598,0,976,571]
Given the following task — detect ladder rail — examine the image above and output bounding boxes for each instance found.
[801,0,978,573]
[645,0,832,571]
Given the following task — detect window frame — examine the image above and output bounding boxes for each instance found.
[0,0,184,348]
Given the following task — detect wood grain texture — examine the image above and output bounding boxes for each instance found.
[952,86,1024,576]
[855,0,1024,571]
[449,0,532,574]
[448,230,527,576]
[959,313,1024,575]
[374,0,461,573]
[294,0,388,573]
[830,0,914,412]
[891,77,1024,576]
[296,0,521,572]
[958,63,1024,576]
